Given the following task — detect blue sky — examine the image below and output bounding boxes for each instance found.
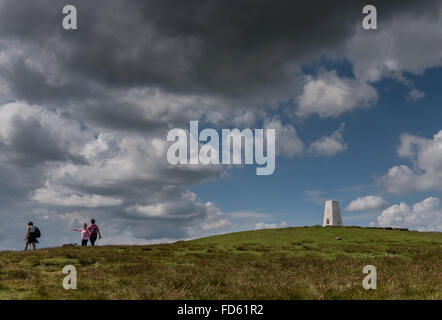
[190,64,442,230]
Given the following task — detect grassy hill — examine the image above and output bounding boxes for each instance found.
[0,226,441,299]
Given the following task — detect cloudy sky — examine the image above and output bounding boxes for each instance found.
[1,0,442,250]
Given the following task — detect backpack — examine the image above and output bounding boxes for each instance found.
[34,227,41,238]
[89,224,98,236]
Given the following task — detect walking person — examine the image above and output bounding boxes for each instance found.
[87,219,102,246]
[72,223,90,246]
[24,221,39,251]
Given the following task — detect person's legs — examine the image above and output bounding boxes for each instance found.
[32,242,36,250]
[90,235,97,246]
[24,240,29,251]
[82,240,88,246]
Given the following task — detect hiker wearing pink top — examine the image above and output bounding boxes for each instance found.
[72,223,90,246]
[87,218,102,246]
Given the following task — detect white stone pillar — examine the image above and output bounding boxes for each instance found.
[323,200,343,226]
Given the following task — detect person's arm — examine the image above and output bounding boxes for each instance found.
[97,226,102,239]
[25,226,30,240]
[72,228,82,232]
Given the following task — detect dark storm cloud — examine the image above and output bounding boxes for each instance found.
[0,115,86,166]
[0,0,438,103]
[67,97,167,133]
[0,58,98,105]
[0,102,89,167]
[0,165,45,199]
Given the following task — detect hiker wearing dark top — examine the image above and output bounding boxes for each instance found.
[87,219,102,246]
[24,221,39,251]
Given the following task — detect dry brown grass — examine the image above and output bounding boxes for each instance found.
[0,227,441,299]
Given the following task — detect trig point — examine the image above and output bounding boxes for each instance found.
[323,200,343,226]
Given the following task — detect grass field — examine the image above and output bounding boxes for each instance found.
[0,226,441,299]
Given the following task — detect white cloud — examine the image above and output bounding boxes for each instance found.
[296,71,377,118]
[407,89,425,102]
[294,7,442,122]
[125,190,231,232]
[339,9,442,105]
[125,191,215,220]
[41,131,222,193]
[345,195,387,211]
[380,130,442,194]
[377,197,442,231]
[30,183,122,208]
[308,123,347,156]
[255,221,287,230]
[343,11,442,84]
[226,211,272,220]
[264,117,304,158]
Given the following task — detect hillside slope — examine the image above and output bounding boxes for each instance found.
[0,226,441,299]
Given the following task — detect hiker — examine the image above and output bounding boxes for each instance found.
[24,221,39,251]
[72,223,90,246]
[87,219,102,246]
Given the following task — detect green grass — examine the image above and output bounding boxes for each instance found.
[0,226,441,299]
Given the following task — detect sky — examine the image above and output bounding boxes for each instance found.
[0,0,442,250]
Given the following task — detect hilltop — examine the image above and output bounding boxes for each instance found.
[0,226,441,299]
